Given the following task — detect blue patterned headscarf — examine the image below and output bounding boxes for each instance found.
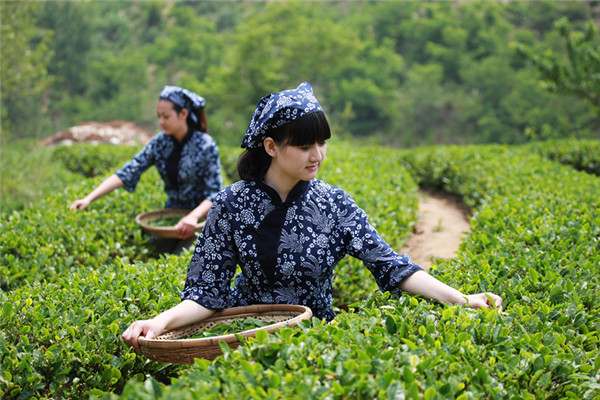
[159,85,206,125]
[241,82,322,149]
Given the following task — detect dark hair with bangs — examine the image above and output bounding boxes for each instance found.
[237,110,330,180]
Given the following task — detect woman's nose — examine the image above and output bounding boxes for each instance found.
[309,146,320,159]
[311,146,325,162]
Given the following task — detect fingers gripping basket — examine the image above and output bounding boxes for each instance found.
[138,304,312,364]
[135,209,205,239]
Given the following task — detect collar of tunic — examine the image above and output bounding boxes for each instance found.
[166,129,194,188]
[251,178,310,287]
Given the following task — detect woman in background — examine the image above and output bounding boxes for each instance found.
[70,85,223,253]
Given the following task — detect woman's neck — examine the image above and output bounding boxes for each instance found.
[264,168,299,202]
[172,126,188,143]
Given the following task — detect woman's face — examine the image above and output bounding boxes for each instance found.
[270,140,327,183]
[156,99,187,137]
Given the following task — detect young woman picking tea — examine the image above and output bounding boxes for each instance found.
[122,82,502,351]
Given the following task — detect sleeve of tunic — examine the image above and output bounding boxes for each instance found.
[201,139,223,202]
[115,137,158,192]
[180,190,238,309]
[339,190,423,296]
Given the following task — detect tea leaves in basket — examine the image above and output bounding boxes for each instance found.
[188,317,270,339]
[147,216,181,227]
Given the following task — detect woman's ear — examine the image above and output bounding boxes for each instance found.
[179,107,189,120]
[263,137,277,157]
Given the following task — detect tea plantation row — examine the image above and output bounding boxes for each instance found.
[0,143,417,399]
[1,139,599,399]
[105,141,599,400]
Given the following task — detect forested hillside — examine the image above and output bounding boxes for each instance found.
[2,1,599,147]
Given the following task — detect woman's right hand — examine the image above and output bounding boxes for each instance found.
[122,301,215,353]
[122,319,166,352]
[69,198,91,211]
[69,174,125,211]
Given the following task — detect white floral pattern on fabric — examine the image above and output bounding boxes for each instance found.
[159,85,206,125]
[181,179,422,321]
[241,82,323,149]
[115,131,222,209]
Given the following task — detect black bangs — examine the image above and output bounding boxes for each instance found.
[272,111,331,147]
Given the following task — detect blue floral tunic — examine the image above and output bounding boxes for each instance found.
[115,130,222,209]
[181,178,423,321]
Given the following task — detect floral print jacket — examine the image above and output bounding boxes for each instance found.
[115,130,222,209]
[182,178,422,321]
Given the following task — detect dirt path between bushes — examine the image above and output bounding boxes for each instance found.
[399,191,471,270]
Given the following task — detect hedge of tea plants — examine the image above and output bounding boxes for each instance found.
[52,144,142,178]
[526,139,600,177]
[0,153,164,291]
[0,141,418,399]
[101,140,599,400]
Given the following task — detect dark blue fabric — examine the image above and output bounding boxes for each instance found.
[115,130,222,209]
[181,179,423,321]
[165,129,193,188]
[159,85,206,126]
[241,82,322,149]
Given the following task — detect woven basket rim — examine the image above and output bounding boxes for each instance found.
[135,208,205,239]
[138,304,312,351]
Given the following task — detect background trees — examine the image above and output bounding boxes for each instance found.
[1,1,54,139]
[515,17,600,109]
[2,1,598,146]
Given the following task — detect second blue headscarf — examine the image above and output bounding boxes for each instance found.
[159,85,206,126]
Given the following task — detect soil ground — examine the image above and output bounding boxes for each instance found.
[399,190,471,270]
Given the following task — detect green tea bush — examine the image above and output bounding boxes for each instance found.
[526,139,600,176]
[102,143,598,399]
[0,143,419,399]
[52,144,142,178]
[110,294,563,400]
[0,255,189,399]
[0,168,166,290]
[402,144,600,398]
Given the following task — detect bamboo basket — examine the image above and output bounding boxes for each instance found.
[135,209,205,239]
[138,304,312,364]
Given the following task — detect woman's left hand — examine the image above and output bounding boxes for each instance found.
[175,214,199,239]
[464,292,503,312]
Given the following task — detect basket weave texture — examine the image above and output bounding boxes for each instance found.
[135,209,205,239]
[138,304,312,364]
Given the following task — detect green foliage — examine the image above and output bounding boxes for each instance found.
[0,140,80,216]
[0,257,189,399]
[526,139,600,176]
[2,140,600,399]
[189,318,269,339]
[52,144,142,178]
[93,139,599,400]
[0,141,419,398]
[217,145,243,185]
[514,17,600,108]
[6,2,599,144]
[36,2,92,97]
[0,163,167,290]
[0,1,54,138]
